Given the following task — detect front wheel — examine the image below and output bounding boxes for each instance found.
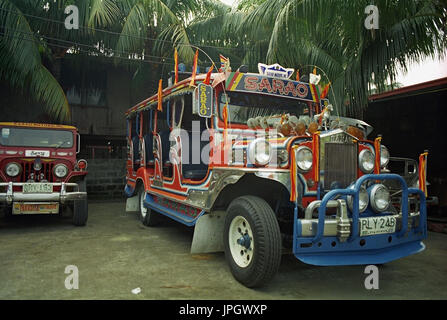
[224,195,282,288]
[73,180,88,226]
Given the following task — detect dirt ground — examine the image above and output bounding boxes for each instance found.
[0,201,446,300]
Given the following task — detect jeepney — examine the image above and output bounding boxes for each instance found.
[124,62,428,287]
[0,122,88,226]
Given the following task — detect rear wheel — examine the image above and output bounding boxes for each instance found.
[224,195,282,288]
[138,185,160,227]
[73,180,88,226]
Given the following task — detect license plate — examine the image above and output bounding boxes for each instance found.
[23,183,53,193]
[13,202,59,214]
[359,216,397,236]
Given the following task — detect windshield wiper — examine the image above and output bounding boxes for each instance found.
[54,141,68,149]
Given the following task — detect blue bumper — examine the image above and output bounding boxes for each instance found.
[293,174,427,266]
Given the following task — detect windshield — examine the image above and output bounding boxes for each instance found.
[219,92,311,125]
[0,127,74,149]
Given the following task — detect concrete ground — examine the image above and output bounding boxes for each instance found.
[0,201,446,300]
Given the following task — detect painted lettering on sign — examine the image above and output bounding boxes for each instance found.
[243,76,309,99]
[25,150,50,157]
[197,83,213,118]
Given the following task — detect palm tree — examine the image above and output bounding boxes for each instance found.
[236,0,447,117]
[113,0,235,78]
[0,0,120,122]
[0,0,233,122]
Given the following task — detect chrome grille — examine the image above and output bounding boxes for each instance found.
[323,143,357,190]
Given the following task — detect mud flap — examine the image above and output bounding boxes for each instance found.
[191,211,226,254]
[126,194,139,212]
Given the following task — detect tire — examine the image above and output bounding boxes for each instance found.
[73,180,88,226]
[138,185,160,227]
[224,195,282,288]
[2,205,12,220]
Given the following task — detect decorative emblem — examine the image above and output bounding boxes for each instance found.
[258,63,294,79]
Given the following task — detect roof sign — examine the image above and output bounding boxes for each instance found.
[258,63,294,79]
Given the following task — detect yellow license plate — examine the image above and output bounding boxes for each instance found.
[23,183,53,193]
[13,202,59,214]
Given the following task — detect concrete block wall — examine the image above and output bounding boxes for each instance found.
[85,159,127,200]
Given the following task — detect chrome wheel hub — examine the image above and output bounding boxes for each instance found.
[229,216,254,268]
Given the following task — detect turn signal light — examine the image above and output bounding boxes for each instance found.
[77,159,88,171]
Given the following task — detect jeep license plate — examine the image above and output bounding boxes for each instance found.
[23,183,53,193]
[359,216,397,236]
[13,202,59,214]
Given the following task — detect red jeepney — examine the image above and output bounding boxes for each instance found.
[0,122,88,225]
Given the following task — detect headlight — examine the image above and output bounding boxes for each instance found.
[359,149,375,173]
[296,146,313,172]
[380,145,390,168]
[347,185,369,213]
[369,184,390,213]
[5,162,21,177]
[53,164,68,178]
[247,138,272,166]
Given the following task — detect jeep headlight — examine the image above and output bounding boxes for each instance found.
[53,163,68,178]
[369,184,390,213]
[347,185,369,213]
[380,145,390,168]
[248,138,272,166]
[296,146,313,172]
[359,149,375,173]
[5,162,21,177]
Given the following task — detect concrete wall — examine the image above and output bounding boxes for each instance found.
[70,68,134,137]
[85,159,127,200]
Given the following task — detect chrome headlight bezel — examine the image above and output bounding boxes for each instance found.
[295,146,313,172]
[380,145,390,168]
[347,185,369,213]
[5,162,22,177]
[53,163,68,178]
[359,149,375,173]
[369,184,391,213]
[247,138,273,167]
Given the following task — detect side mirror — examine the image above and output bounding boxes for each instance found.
[76,133,81,154]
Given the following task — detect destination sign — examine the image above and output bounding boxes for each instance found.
[226,72,322,104]
[197,83,213,118]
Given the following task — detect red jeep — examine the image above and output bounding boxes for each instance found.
[0,122,88,226]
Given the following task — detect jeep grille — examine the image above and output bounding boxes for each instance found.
[21,160,55,182]
[323,143,357,190]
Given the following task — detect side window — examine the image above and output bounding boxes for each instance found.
[181,93,206,132]
[130,115,138,138]
[172,97,184,129]
[156,104,169,133]
[141,110,152,136]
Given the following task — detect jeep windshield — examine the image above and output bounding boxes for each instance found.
[0,127,74,149]
[219,91,310,125]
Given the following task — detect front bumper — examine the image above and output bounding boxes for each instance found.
[0,182,87,204]
[293,174,427,266]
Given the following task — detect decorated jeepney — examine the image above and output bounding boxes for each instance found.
[0,122,88,226]
[124,58,428,287]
